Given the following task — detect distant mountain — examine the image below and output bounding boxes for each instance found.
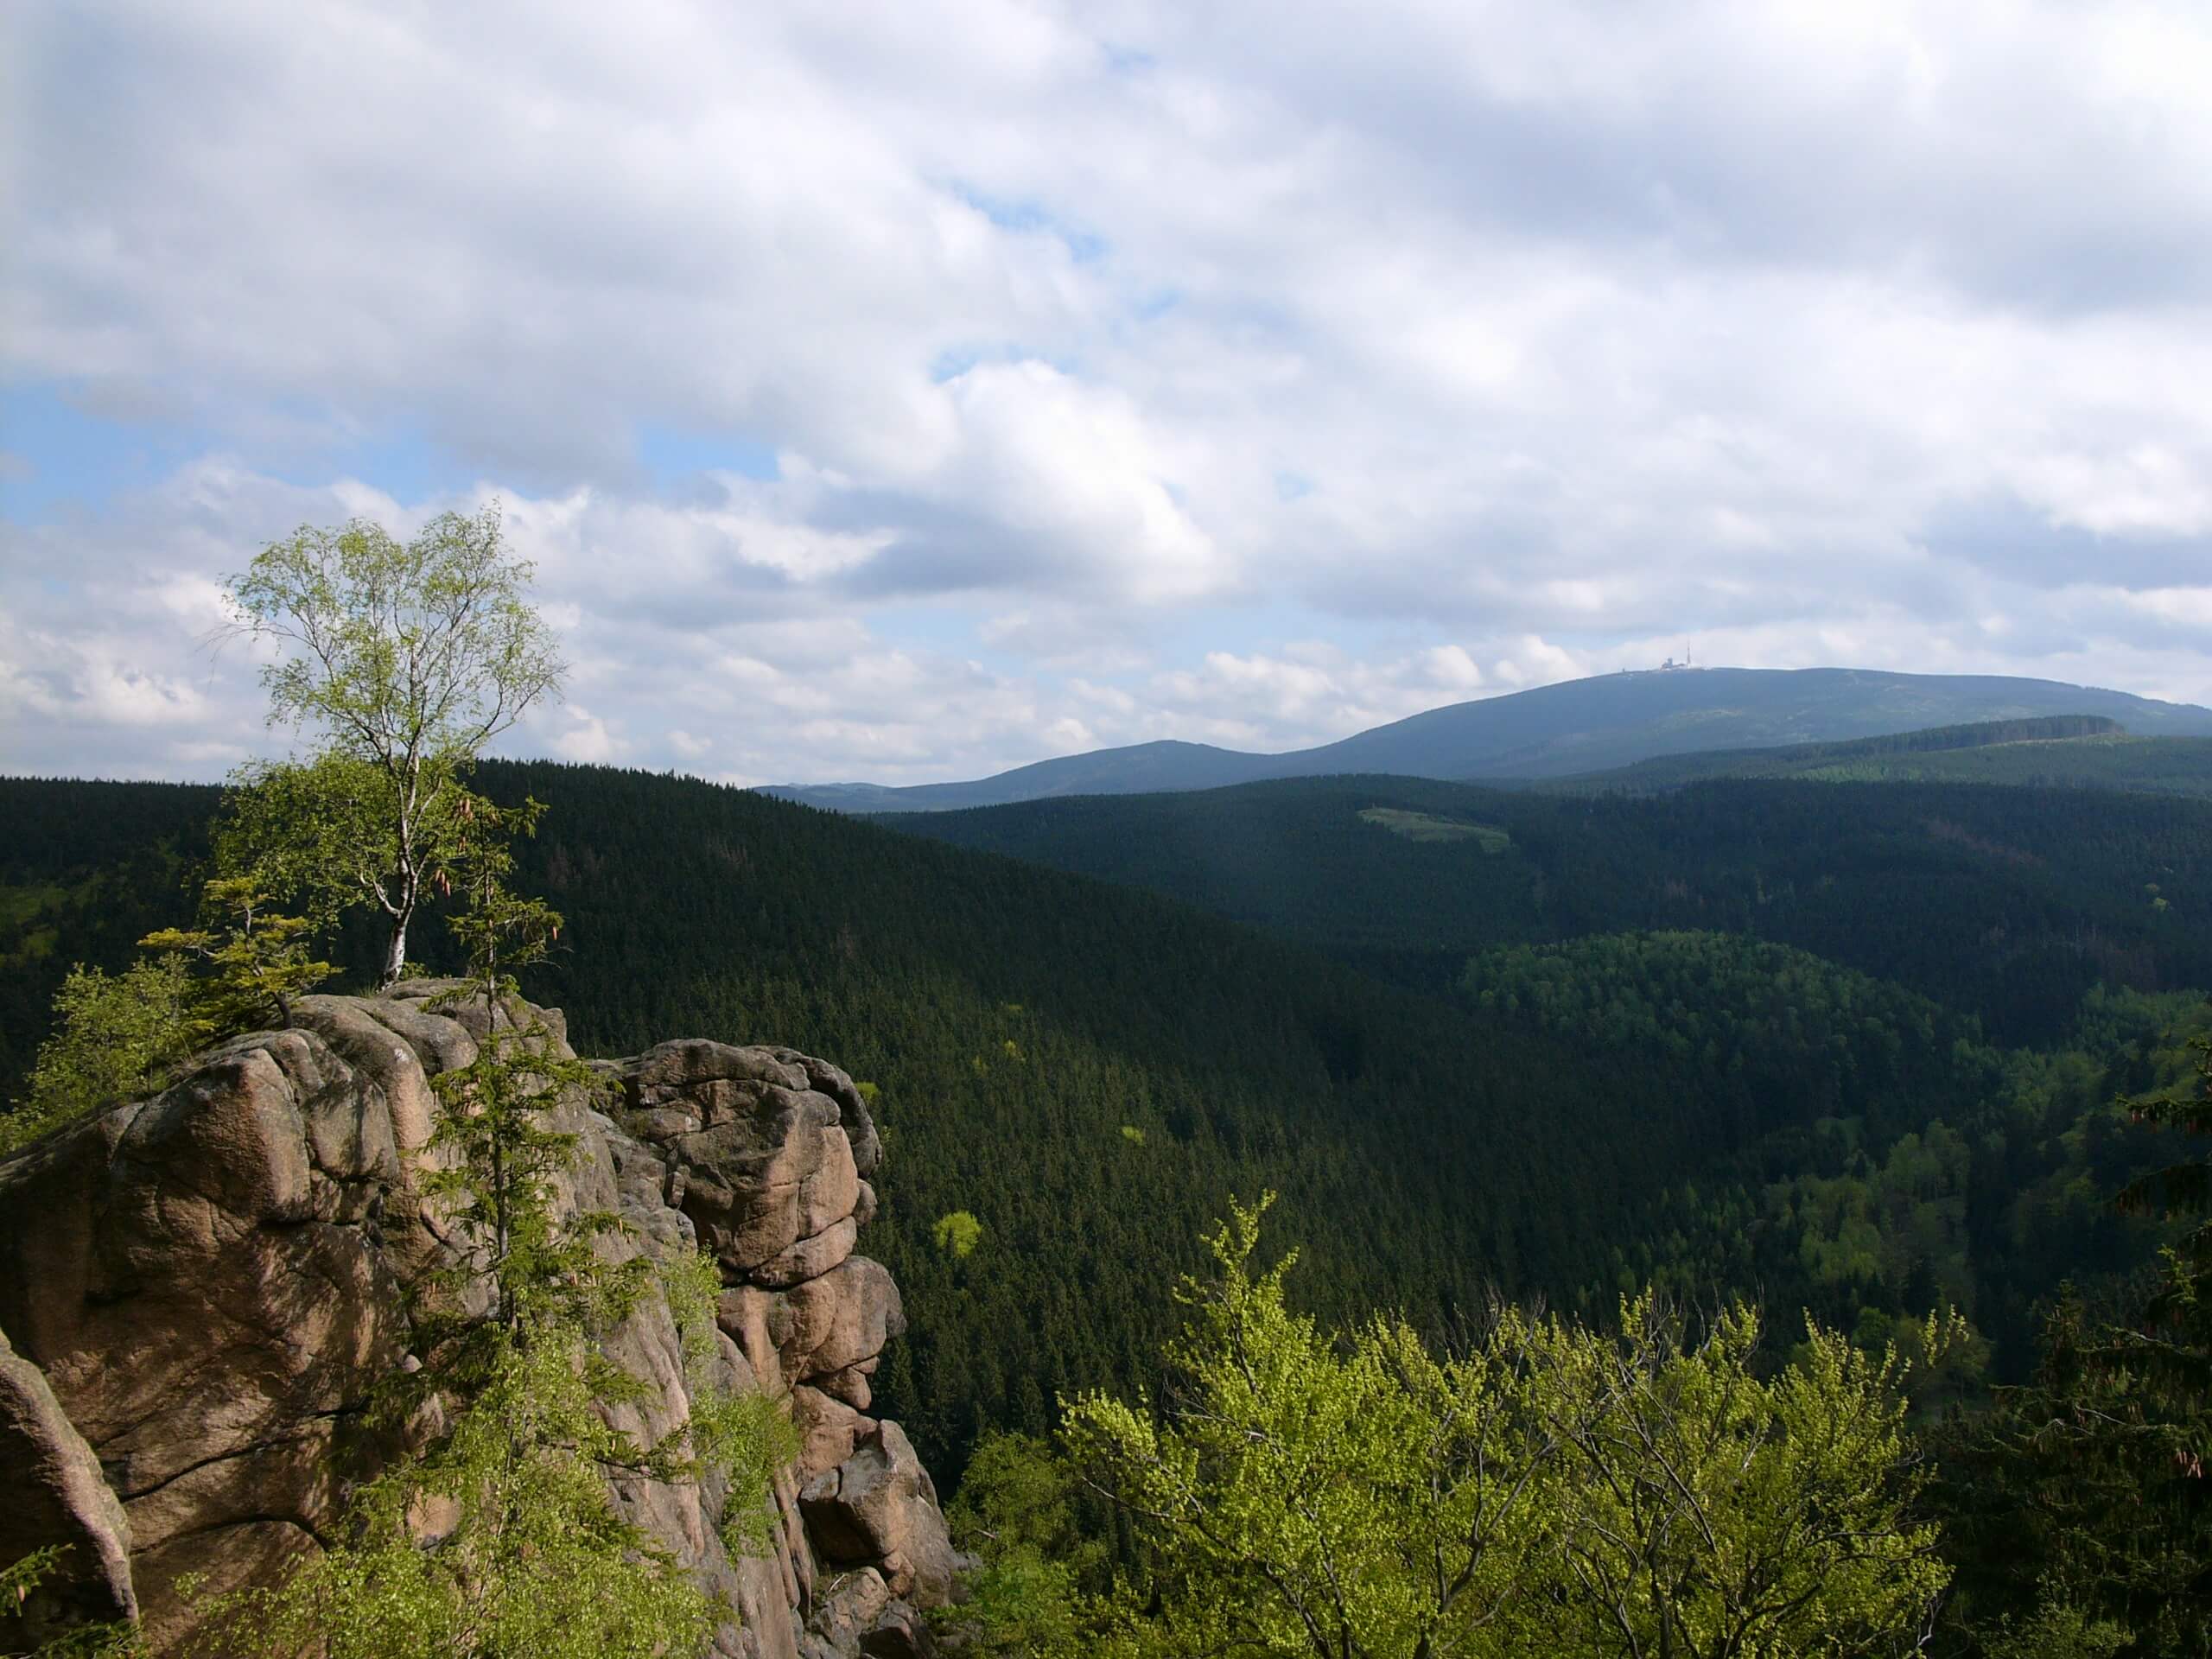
[761,739,1281,813]
[762,667,2212,811]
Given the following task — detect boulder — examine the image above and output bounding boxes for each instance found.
[791,1384,873,1480]
[385,979,569,1053]
[858,1605,937,1659]
[674,1103,857,1273]
[626,1039,809,1105]
[290,994,456,1160]
[629,1059,861,1275]
[783,1258,905,1384]
[768,1049,883,1179]
[799,1422,956,1604]
[803,1568,892,1659]
[0,1027,420,1645]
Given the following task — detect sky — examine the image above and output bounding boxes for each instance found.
[4,0,2211,786]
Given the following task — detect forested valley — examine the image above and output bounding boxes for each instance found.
[5,761,2211,1651]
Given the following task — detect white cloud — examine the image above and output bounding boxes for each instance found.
[5,0,2212,783]
[551,704,625,765]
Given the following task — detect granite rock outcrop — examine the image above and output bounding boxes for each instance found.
[0,986,952,1659]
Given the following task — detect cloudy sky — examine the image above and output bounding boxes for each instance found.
[5,1,2211,785]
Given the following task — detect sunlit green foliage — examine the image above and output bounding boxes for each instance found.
[223,505,565,985]
[1531,1300,1955,1658]
[657,1246,799,1559]
[216,750,484,944]
[140,874,331,1033]
[1057,1198,1952,1659]
[941,1433,1111,1656]
[214,1334,723,1659]
[1062,1198,1555,1656]
[1,956,199,1154]
[933,1211,983,1258]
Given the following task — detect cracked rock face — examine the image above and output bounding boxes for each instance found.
[0,991,952,1659]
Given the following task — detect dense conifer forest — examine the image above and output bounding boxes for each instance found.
[890,772,2212,1037]
[7,760,2212,1649]
[0,765,2198,1474]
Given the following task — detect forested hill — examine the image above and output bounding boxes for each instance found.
[765,666,2212,810]
[1541,717,2212,798]
[887,772,2212,1044]
[0,767,1970,1475]
[1,765,2200,1494]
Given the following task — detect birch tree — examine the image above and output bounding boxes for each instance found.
[224,504,563,987]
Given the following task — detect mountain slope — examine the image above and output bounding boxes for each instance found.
[1542,720,2212,798]
[762,739,1281,813]
[887,772,2212,1043]
[764,667,2212,811]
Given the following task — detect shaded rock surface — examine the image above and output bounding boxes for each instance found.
[0,992,950,1659]
[0,1325,136,1646]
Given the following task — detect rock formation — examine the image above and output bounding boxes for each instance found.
[0,985,955,1659]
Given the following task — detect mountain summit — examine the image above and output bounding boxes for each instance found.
[763,667,2212,812]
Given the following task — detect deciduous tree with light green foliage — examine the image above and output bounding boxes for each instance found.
[0,957,200,1154]
[1061,1197,1562,1659]
[1530,1297,1955,1658]
[3,880,327,1157]
[223,504,565,987]
[934,1210,983,1259]
[1054,1197,1952,1659]
[215,748,483,947]
[939,1432,1111,1657]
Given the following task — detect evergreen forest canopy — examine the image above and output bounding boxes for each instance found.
[887,769,2212,1039]
[1535,716,2212,798]
[2,765,2203,1414]
[6,756,2212,1652]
